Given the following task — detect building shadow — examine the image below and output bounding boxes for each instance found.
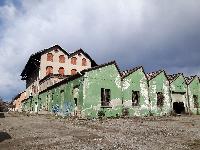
[0,112,5,118]
[0,132,12,142]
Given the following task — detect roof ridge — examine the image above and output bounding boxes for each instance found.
[81,60,118,74]
[68,48,97,66]
[146,70,163,80]
[121,66,143,78]
[184,75,197,85]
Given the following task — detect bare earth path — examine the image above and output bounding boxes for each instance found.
[0,112,200,150]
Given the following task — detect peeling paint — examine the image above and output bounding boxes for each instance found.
[122,78,131,91]
[115,75,121,89]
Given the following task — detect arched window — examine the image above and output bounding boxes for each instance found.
[71,69,77,75]
[46,66,53,75]
[71,57,77,65]
[59,55,65,63]
[82,58,87,66]
[47,53,53,62]
[58,67,65,75]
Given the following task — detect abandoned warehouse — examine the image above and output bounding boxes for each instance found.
[13,45,200,118]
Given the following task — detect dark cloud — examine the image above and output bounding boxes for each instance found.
[0,0,200,100]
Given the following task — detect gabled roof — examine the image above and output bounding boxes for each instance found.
[21,45,98,80]
[39,73,69,84]
[39,61,121,94]
[21,45,68,79]
[21,97,29,103]
[13,91,26,101]
[39,73,83,94]
[31,44,69,57]
[69,48,97,67]
[146,70,165,81]
[121,66,143,79]
[81,60,121,75]
[184,75,197,85]
[167,73,183,84]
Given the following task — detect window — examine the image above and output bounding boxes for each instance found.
[101,88,111,106]
[47,53,53,62]
[71,69,77,75]
[71,57,77,65]
[32,85,37,94]
[193,95,199,108]
[58,67,64,75]
[59,55,65,63]
[82,58,87,66]
[74,98,77,106]
[46,66,53,75]
[132,91,140,106]
[157,92,164,107]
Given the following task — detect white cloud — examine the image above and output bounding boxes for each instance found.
[0,0,200,100]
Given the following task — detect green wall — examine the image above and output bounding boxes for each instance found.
[187,77,200,114]
[149,72,171,116]
[82,64,122,118]
[122,68,149,116]
[170,75,188,113]
[39,77,84,116]
[171,75,187,92]
[21,66,200,117]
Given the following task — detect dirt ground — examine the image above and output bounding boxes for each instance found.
[0,112,200,150]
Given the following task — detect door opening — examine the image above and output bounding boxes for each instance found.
[173,102,185,114]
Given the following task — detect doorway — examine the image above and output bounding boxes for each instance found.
[60,90,65,111]
[173,102,185,114]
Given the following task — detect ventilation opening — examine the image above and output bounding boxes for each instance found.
[173,102,185,114]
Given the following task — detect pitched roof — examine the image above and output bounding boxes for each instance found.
[68,48,97,67]
[31,44,69,57]
[13,91,26,101]
[121,66,143,79]
[39,73,83,94]
[21,45,68,79]
[184,75,197,85]
[167,73,183,83]
[20,45,97,80]
[146,70,164,81]
[81,60,121,75]
[39,61,121,94]
[39,73,69,84]
[21,97,29,103]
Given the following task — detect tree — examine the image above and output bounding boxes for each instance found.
[0,97,9,112]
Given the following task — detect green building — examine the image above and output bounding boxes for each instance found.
[185,76,200,115]
[147,70,171,116]
[21,61,200,118]
[121,66,149,116]
[81,61,122,118]
[167,73,188,114]
[23,61,123,118]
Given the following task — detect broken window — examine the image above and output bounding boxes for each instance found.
[46,66,53,75]
[157,92,164,107]
[59,55,65,63]
[71,69,77,75]
[71,57,77,65]
[101,88,111,107]
[58,67,65,75]
[47,53,53,62]
[193,95,199,108]
[132,91,140,106]
[74,98,77,106]
[82,58,87,66]
[32,85,37,94]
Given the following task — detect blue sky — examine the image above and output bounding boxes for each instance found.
[0,0,200,101]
